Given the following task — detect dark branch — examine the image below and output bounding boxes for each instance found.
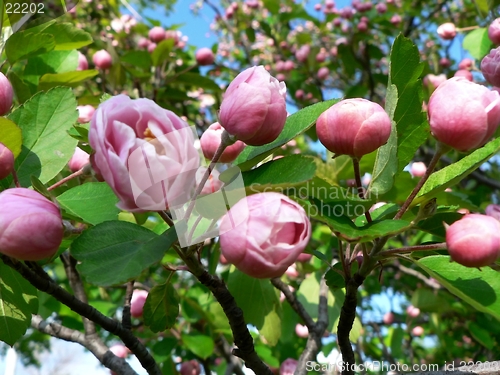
[1,255,162,375]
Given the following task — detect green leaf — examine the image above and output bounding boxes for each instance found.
[410,288,450,312]
[151,39,175,67]
[143,283,180,332]
[7,72,33,104]
[71,222,178,286]
[40,23,93,50]
[181,334,214,359]
[56,182,120,225]
[5,31,55,63]
[121,51,152,70]
[7,87,78,187]
[173,72,221,92]
[38,70,99,90]
[25,50,79,82]
[297,271,361,337]
[299,199,411,242]
[369,35,428,196]
[0,259,38,346]
[325,265,345,291]
[0,118,22,158]
[262,0,280,13]
[416,255,500,321]
[369,84,398,196]
[415,137,500,205]
[463,28,493,60]
[468,321,494,349]
[240,154,317,192]
[227,267,282,344]
[390,327,405,358]
[235,99,338,170]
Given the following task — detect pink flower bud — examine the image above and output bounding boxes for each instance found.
[219,66,287,146]
[219,192,311,279]
[68,147,90,172]
[138,37,150,49]
[481,47,500,86]
[315,52,327,63]
[0,72,13,116]
[295,89,305,100]
[357,21,368,32]
[314,3,321,11]
[390,14,401,26]
[410,162,426,178]
[458,58,474,70]
[285,263,299,277]
[0,143,15,180]
[92,50,113,70]
[295,323,309,338]
[77,51,88,71]
[412,326,424,336]
[0,188,63,260]
[439,57,451,68]
[317,66,329,80]
[147,43,157,53]
[246,0,259,9]
[427,77,500,152]
[180,360,201,375]
[316,98,392,158]
[489,18,500,44]
[485,204,500,221]
[109,344,129,358]
[89,95,200,212]
[130,290,148,317]
[297,252,312,262]
[280,358,298,375]
[200,122,245,163]
[423,74,446,91]
[295,45,310,63]
[148,26,166,43]
[446,214,500,267]
[437,22,457,40]
[383,312,394,324]
[406,305,420,317]
[325,0,335,9]
[77,105,95,124]
[195,167,222,195]
[454,69,473,81]
[375,2,387,13]
[195,47,215,66]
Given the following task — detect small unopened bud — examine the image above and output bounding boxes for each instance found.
[0,72,14,116]
[0,143,15,179]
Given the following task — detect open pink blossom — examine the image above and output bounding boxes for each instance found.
[89,95,200,212]
[219,192,311,278]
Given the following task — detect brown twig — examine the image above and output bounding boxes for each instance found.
[31,315,137,375]
[123,281,135,330]
[1,255,162,375]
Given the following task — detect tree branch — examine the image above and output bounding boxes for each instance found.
[31,314,138,375]
[296,276,330,375]
[1,255,162,375]
[270,277,315,329]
